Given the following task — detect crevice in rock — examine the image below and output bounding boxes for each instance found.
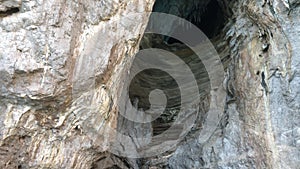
[0,7,19,17]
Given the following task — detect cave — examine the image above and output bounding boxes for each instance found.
[127,0,230,137]
[1,0,299,168]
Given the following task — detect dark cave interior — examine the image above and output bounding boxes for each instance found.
[129,0,228,109]
[126,0,230,139]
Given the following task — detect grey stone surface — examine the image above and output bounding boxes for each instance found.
[0,0,299,168]
[0,0,155,168]
[143,0,300,168]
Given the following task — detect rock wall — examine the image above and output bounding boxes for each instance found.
[0,0,154,168]
[0,0,299,168]
[162,0,300,168]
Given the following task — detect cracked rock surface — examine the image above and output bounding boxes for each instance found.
[0,0,300,168]
[0,0,154,168]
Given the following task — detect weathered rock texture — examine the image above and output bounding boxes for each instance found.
[0,0,299,168]
[151,0,300,168]
[0,0,154,168]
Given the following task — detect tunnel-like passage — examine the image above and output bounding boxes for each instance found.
[128,0,229,132]
[115,0,232,158]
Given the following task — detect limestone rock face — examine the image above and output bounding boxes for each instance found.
[0,0,154,168]
[0,0,300,168]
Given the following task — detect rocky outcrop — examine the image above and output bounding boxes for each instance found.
[0,0,299,168]
[0,0,154,168]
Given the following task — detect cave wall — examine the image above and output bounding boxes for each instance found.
[0,0,155,168]
[0,0,300,168]
[163,0,300,168]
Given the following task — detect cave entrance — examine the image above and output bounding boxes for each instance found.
[127,0,230,139]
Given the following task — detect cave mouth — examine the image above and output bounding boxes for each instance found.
[128,0,230,136]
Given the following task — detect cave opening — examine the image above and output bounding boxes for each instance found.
[127,0,230,139]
